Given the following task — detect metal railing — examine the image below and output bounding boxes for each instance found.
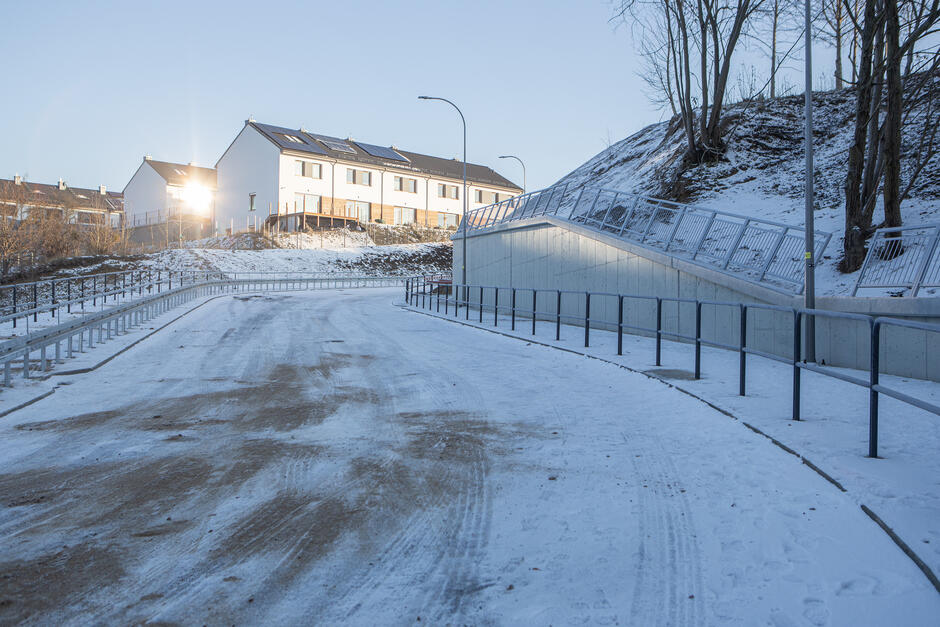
[0,275,405,387]
[405,277,939,459]
[853,223,940,296]
[0,270,410,330]
[462,184,832,295]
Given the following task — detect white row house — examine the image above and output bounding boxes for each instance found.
[215,121,522,233]
[123,157,217,228]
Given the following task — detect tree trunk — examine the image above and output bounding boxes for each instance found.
[882,0,902,229]
[841,0,878,272]
[834,1,844,89]
[770,0,778,98]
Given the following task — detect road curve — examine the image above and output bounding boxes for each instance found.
[0,288,935,625]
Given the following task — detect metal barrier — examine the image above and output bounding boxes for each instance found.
[462,185,832,296]
[853,223,940,296]
[0,270,400,330]
[404,277,940,459]
[0,275,404,387]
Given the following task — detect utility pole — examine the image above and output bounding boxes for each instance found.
[803,0,817,362]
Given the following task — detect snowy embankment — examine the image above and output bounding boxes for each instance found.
[147,241,452,276]
[555,85,940,296]
[0,289,936,623]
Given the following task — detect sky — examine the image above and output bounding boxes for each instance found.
[0,0,660,193]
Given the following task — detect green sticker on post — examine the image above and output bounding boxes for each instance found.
[805,251,812,259]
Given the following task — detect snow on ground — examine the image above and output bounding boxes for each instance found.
[408,294,940,586]
[556,83,940,296]
[146,241,451,276]
[0,288,936,624]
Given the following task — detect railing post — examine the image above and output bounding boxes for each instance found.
[584,292,591,348]
[655,297,662,366]
[465,286,470,320]
[694,301,702,379]
[869,320,880,458]
[617,296,624,356]
[793,311,802,421]
[494,288,499,326]
[480,286,484,323]
[555,290,561,341]
[722,219,750,269]
[511,289,516,330]
[531,290,537,335]
[739,304,747,396]
[12,286,16,328]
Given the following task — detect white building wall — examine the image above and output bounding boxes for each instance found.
[277,154,334,214]
[216,125,281,232]
[123,162,168,225]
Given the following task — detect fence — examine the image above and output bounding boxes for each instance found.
[0,270,410,330]
[853,223,940,296]
[405,277,940,459]
[462,184,832,296]
[0,275,405,388]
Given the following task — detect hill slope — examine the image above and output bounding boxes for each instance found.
[555,83,940,295]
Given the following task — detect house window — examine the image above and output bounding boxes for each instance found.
[295,160,321,178]
[437,183,459,199]
[475,190,501,204]
[294,193,321,212]
[437,212,458,228]
[394,207,416,225]
[394,176,417,193]
[344,200,371,221]
[346,168,372,186]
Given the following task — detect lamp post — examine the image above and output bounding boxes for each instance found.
[419,96,467,289]
[803,0,816,362]
[498,155,526,195]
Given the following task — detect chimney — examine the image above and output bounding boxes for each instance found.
[13,174,22,186]
[99,185,107,195]
[58,178,66,190]
[144,154,152,161]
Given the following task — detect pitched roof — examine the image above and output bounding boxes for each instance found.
[146,160,218,189]
[248,122,522,191]
[0,178,123,213]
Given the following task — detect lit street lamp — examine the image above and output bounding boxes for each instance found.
[419,96,467,289]
[498,155,526,195]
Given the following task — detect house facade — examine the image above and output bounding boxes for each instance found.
[0,175,123,227]
[123,157,217,229]
[215,121,522,233]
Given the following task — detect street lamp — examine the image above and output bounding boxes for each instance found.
[419,96,467,289]
[803,0,816,362]
[498,155,526,195]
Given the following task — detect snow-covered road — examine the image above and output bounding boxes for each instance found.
[0,288,936,625]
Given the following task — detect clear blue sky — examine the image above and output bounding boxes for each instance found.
[0,0,659,193]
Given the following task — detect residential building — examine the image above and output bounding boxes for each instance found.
[0,175,123,227]
[123,157,217,230]
[215,121,522,233]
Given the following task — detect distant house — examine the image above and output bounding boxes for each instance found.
[215,120,522,233]
[0,175,123,227]
[123,157,217,230]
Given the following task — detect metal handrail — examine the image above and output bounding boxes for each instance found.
[461,185,833,296]
[853,223,940,296]
[0,276,406,386]
[405,277,939,459]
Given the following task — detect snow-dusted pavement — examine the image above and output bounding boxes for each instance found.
[0,289,936,625]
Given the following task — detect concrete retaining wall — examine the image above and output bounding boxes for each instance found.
[452,217,940,382]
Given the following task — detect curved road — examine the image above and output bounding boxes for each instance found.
[0,288,935,625]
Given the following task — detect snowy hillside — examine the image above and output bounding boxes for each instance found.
[556,84,940,295]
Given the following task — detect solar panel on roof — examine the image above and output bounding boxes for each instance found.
[318,138,356,154]
[354,142,410,163]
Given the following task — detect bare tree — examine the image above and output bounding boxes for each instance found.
[840,0,940,271]
[615,0,768,162]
